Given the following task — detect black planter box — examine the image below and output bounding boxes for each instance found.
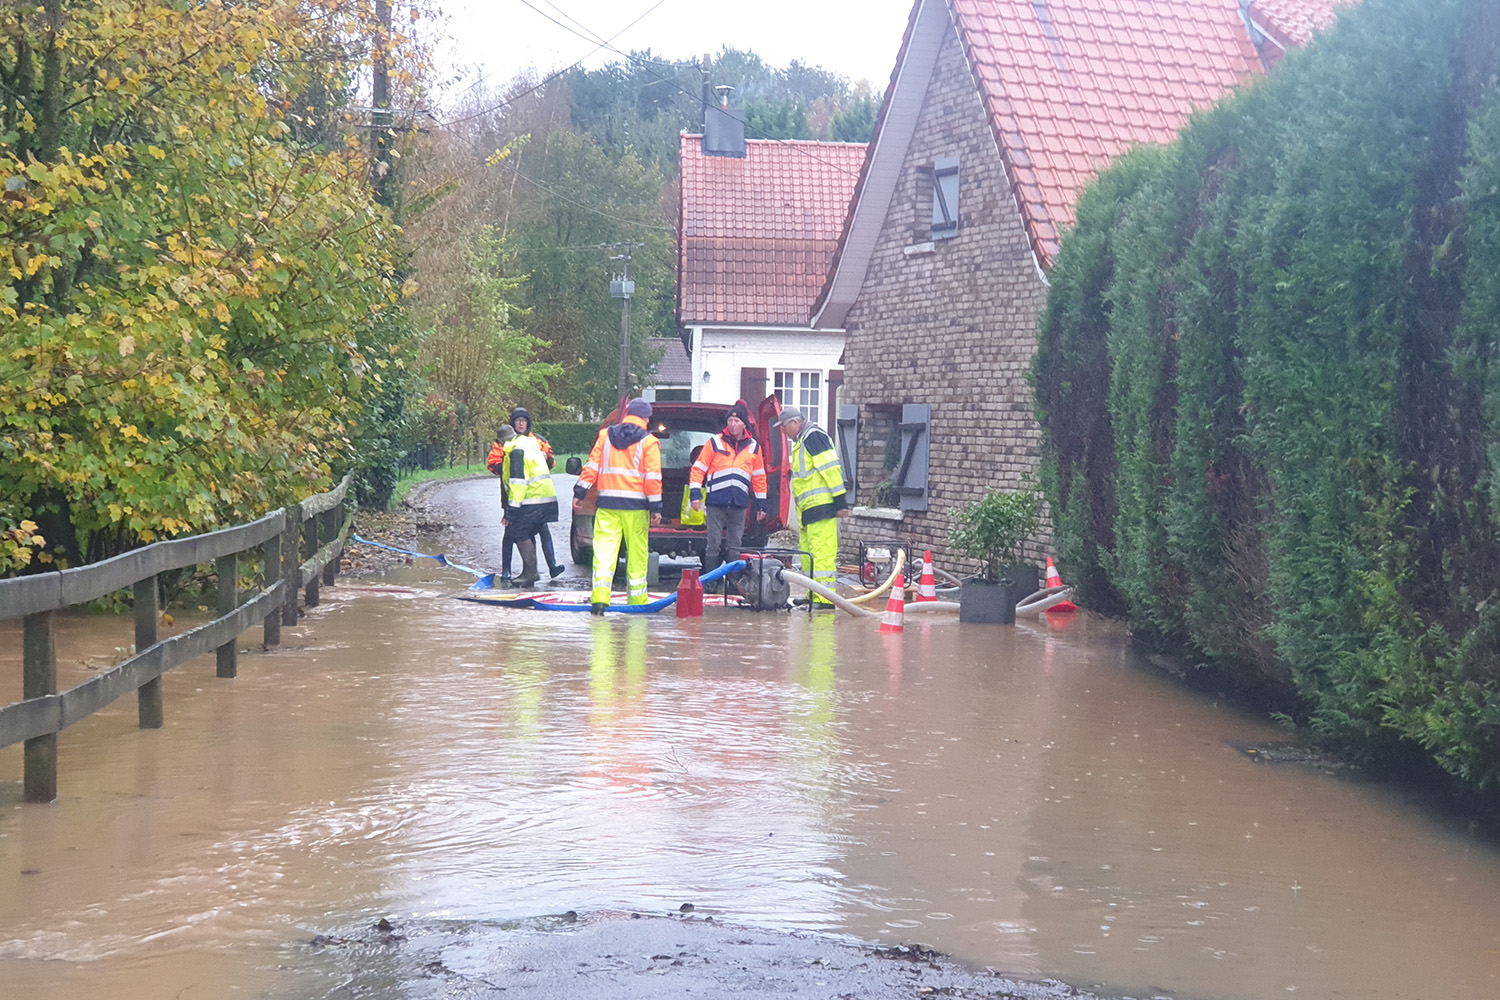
[958,565,1040,625]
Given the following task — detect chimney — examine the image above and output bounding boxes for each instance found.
[702,84,746,158]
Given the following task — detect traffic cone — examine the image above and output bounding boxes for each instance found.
[916,550,938,602]
[879,573,906,633]
[1045,557,1079,613]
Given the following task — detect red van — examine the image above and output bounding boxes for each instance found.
[567,395,791,566]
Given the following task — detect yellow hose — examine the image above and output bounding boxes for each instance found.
[847,548,907,606]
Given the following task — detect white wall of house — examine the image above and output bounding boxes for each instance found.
[688,325,845,416]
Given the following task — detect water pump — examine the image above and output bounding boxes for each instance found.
[738,555,791,611]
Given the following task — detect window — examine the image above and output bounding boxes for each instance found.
[774,370,821,414]
[925,156,959,240]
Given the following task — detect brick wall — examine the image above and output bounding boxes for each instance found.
[838,24,1052,575]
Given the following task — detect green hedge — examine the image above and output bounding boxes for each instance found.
[532,421,599,457]
[1037,0,1500,786]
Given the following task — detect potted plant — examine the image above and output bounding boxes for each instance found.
[947,487,1041,624]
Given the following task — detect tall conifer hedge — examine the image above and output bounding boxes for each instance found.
[1035,0,1500,787]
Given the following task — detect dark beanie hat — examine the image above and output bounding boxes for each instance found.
[727,399,751,427]
[509,406,530,427]
[625,397,652,420]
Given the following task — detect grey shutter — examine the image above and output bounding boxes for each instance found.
[836,403,859,499]
[930,157,959,240]
[740,366,767,404]
[893,403,930,512]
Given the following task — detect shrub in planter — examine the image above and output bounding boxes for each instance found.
[949,487,1041,623]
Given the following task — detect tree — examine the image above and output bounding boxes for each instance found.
[0,1,420,569]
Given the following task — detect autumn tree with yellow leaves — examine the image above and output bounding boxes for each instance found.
[0,0,425,571]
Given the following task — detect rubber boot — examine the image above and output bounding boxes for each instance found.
[539,529,566,579]
[515,538,540,588]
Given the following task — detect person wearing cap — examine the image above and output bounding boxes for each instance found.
[776,405,849,605]
[689,399,768,580]
[508,406,564,580]
[487,425,521,585]
[573,397,663,613]
[502,429,559,587]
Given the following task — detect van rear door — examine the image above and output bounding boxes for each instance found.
[756,394,791,531]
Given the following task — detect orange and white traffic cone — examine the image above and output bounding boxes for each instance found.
[1045,557,1079,613]
[916,550,938,602]
[879,573,906,633]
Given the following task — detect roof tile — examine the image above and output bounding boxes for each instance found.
[946,0,1354,267]
[679,136,867,326]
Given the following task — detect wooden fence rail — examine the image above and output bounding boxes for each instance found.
[0,475,352,803]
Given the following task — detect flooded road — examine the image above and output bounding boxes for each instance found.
[4,480,1500,999]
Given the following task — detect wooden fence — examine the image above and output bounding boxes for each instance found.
[0,476,353,803]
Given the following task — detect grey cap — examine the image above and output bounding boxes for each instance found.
[496,425,516,442]
[775,406,804,427]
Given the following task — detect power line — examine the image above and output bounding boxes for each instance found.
[512,170,676,232]
[516,0,864,177]
[436,0,672,129]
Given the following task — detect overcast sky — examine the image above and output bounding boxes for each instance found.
[437,0,916,99]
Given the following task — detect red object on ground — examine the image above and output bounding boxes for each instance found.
[677,568,704,618]
[916,551,938,602]
[879,574,906,633]
[1045,557,1079,613]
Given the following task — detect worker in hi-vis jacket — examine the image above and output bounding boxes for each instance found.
[573,398,662,614]
[775,406,849,606]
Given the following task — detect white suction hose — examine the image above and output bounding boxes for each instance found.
[780,569,961,617]
[779,569,880,617]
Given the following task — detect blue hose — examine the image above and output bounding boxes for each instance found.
[530,559,748,613]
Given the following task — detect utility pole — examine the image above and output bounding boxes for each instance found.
[609,243,644,402]
[372,0,393,207]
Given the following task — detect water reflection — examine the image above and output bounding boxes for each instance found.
[1,583,1499,1000]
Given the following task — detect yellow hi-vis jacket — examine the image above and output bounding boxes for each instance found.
[789,424,848,525]
[507,437,557,509]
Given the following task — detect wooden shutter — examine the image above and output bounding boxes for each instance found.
[893,403,930,512]
[930,157,959,240]
[837,403,859,499]
[740,366,767,404]
[826,370,844,438]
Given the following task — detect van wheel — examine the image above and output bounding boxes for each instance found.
[570,521,592,567]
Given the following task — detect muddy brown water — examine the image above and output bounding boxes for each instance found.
[3,482,1500,999]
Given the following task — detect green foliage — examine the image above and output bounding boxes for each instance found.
[947,488,1041,584]
[504,129,674,416]
[1037,0,1500,785]
[0,1,417,571]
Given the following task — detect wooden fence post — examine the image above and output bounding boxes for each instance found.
[23,611,57,803]
[303,514,319,607]
[262,524,282,648]
[281,509,299,627]
[321,505,339,586]
[216,553,237,678]
[134,577,163,729]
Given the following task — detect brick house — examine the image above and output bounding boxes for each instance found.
[677,126,866,429]
[811,0,1350,569]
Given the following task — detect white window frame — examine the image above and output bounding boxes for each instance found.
[774,370,822,414]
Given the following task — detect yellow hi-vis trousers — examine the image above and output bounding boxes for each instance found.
[591,507,651,605]
[802,517,839,605]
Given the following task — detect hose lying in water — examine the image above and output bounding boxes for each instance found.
[526,560,749,613]
[351,534,497,589]
[779,569,879,617]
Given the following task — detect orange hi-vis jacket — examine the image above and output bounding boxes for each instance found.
[574,415,663,514]
[689,431,768,512]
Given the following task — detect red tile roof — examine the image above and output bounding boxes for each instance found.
[953,0,1286,263]
[812,0,1354,326]
[678,135,868,326]
[1250,0,1351,49]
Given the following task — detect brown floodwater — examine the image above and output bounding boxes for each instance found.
[3,556,1500,999]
